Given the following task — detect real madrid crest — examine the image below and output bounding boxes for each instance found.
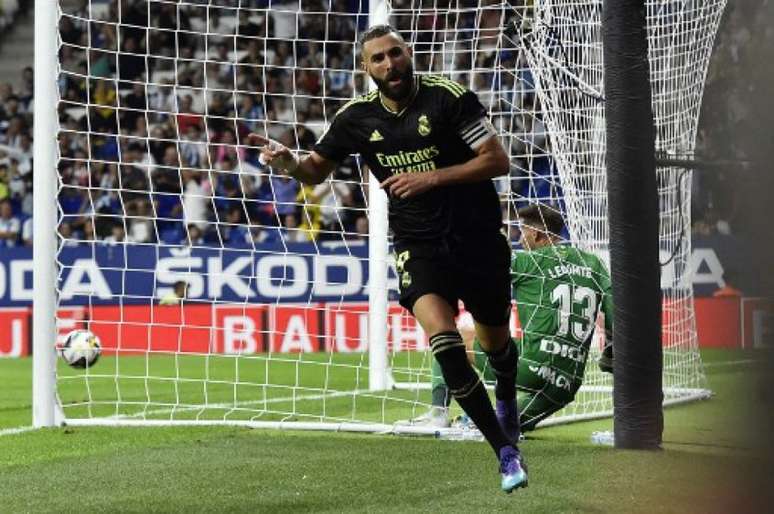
[417,114,431,136]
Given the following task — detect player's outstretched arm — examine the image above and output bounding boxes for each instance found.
[246,133,337,185]
[380,136,509,199]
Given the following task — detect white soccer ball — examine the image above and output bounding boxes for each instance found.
[59,329,101,368]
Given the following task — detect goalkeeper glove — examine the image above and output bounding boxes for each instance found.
[598,339,613,374]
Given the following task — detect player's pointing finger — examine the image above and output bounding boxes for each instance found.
[246,133,269,147]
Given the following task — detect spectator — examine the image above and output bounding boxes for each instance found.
[91,79,118,133]
[0,199,20,247]
[118,37,145,86]
[310,180,352,237]
[180,124,207,169]
[214,129,243,165]
[205,92,231,135]
[186,224,205,247]
[221,206,252,248]
[15,133,33,173]
[6,166,29,207]
[59,16,82,46]
[176,94,202,134]
[354,215,368,240]
[58,222,80,248]
[281,212,309,243]
[182,169,211,228]
[127,201,153,244]
[104,224,126,245]
[18,67,33,108]
[239,94,265,133]
[159,280,189,306]
[147,80,176,119]
[81,219,96,242]
[327,55,351,94]
[0,163,8,200]
[1,115,25,147]
[207,41,235,88]
[271,173,299,219]
[121,82,147,131]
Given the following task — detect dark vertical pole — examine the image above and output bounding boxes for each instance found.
[603,0,664,449]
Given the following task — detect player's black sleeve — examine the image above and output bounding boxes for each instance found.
[446,89,487,132]
[313,111,353,163]
[443,88,496,150]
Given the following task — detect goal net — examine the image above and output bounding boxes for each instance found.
[512,0,726,424]
[39,0,723,432]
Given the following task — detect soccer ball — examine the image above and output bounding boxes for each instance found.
[59,329,101,368]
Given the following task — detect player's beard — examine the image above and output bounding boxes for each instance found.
[372,63,415,102]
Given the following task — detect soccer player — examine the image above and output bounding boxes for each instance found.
[418,204,614,431]
[247,24,527,492]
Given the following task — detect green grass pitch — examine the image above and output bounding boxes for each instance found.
[52,351,438,424]
[1,349,770,513]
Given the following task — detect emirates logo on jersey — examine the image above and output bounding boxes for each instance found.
[417,115,431,136]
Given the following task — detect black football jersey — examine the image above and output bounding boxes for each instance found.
[313,74,502,241]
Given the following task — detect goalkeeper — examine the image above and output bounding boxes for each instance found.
[418,204,614,431]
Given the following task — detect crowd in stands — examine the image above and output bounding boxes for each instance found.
[0,0,30,247]
[693,1,772,238]
[51,0,371,248]
[0,0,23,35]
[0,0,552,249]
[0,65,33,248]
[5,0,756,249]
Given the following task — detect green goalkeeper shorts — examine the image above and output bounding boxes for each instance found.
[472,340,579,431]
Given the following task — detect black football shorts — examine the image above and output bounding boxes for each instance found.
[393,231,511,327]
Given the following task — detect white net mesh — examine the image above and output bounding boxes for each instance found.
[514,0,726,422]
[52,0,721,431]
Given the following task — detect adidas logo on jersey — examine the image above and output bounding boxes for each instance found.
[369,130,384,142]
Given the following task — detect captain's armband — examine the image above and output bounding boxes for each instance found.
[459,117,497,150]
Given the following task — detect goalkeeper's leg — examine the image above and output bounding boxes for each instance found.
[517,360,578,430]
[518,388,568,431]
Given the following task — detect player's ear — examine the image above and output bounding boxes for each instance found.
[360,43,369,72]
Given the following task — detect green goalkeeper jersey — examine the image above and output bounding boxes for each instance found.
[511,244,613,396]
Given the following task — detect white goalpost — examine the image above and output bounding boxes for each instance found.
[33,0,724,435]
[33,0,65,428]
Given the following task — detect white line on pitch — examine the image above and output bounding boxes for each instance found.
[0,425,35,437]
[110,388,375,420]
[703,359,757,369]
